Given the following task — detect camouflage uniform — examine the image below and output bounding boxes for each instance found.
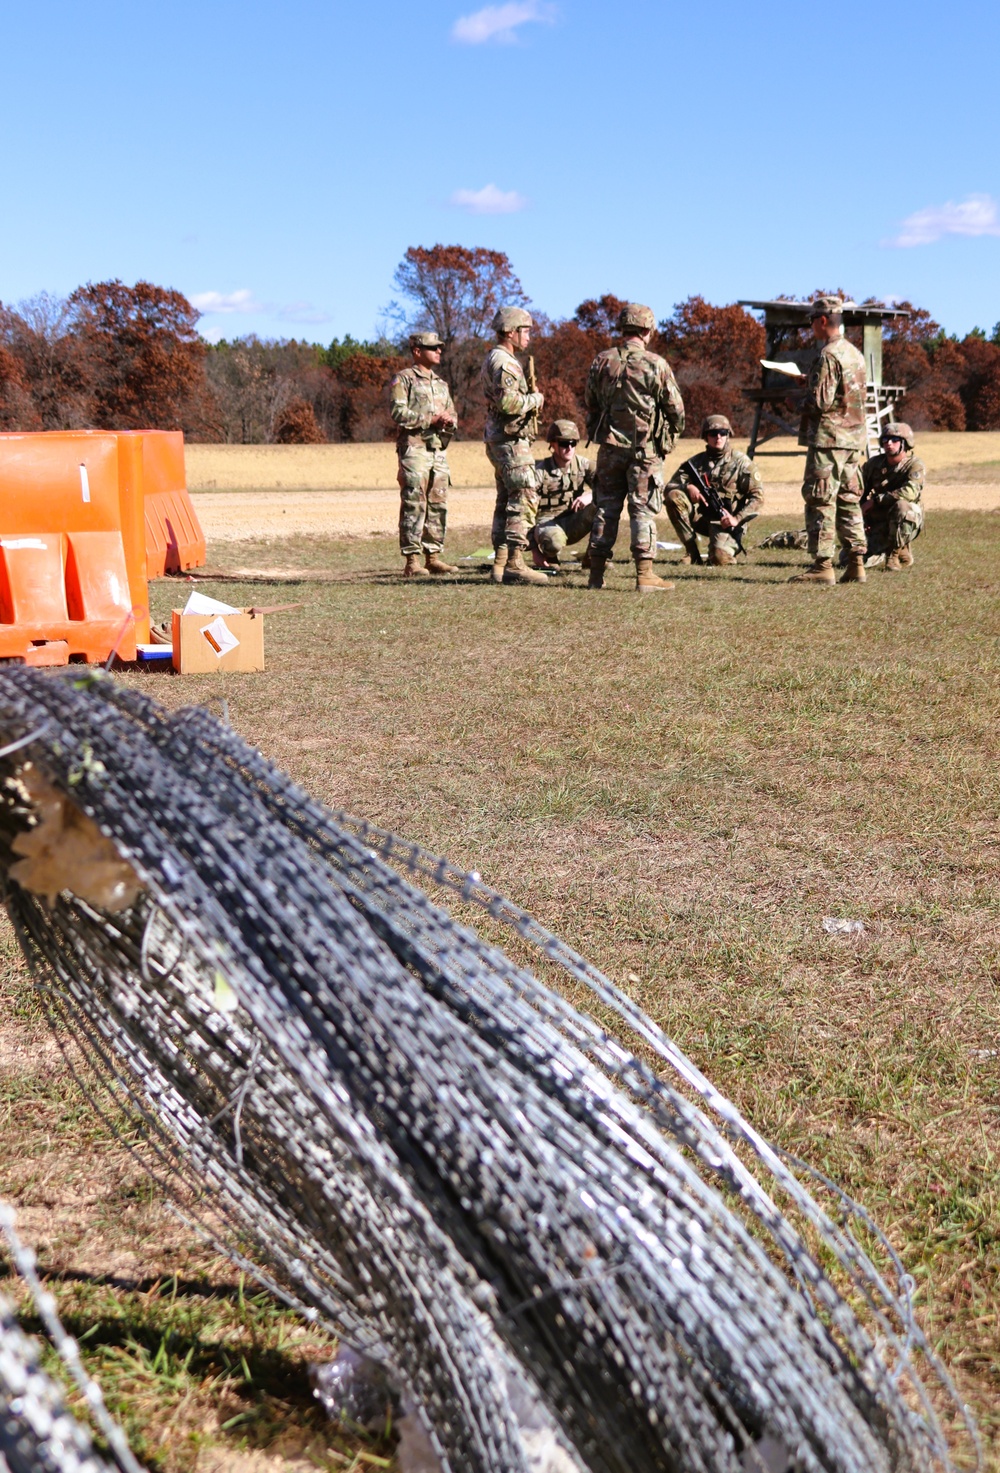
[389,363,457,557]
[666,447,763,558]
[584,341,685,558]
[861,450,924,555]
[529,451,596,559]
[799,332,868,560]
[482,346,543,551]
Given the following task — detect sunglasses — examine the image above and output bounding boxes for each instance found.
[706,429,729,437]
[555,439,578,448]
[881,436,903,445]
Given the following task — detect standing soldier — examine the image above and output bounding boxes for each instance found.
[583,303,685,592]
[481,307,547,585]
[527,419,596,568]
[860,421,924,570]
[665,414,764,565]
[790,295,868,586]
[389,332,459,578]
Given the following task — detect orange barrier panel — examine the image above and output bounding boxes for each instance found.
[0,433,147,663]
[134,431,206,577]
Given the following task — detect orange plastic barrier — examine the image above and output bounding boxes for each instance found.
[0,433,148,663]
[133,431,206,577]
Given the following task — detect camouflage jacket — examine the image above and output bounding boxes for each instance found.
[389,365,457,451]
[533,453,595,517]
[584,342,685,459]
[861,451,924,503]
[800,336,867,450]
[481,346,543,444]
[668,447,764,522]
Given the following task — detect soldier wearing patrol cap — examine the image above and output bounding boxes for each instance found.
[583,303,685,592]
[389,332,459,577]
[481,306,547,586]
[665,414,764,565]
[860,421,924,571]
[789,295,869,587]
[525,419,596,569]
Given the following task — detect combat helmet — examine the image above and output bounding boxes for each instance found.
[880,421,914,450]
[617,303,656,333]
[409,331,443,349]
[701,414,733,437]
[547,418,580,442]
[492,306,533,336]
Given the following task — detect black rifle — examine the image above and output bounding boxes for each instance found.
[688,463,756,555]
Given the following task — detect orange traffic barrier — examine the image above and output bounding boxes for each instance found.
[133,431,206,577]
[0,432,148,663]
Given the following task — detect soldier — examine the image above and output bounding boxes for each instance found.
[481,306,547,585]
[790,295,868,586]
[527,419,596,569]
[665,414,764,565]
[389,332,459,578]
[584,303,685,592]
[860,421,924,571]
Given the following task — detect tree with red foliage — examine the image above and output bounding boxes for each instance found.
[331,347,406,441]
[530,296,625,430]
[68,280,207,430]
[657,297,765,433]
[392,245,529,343]
[273,397,325,444]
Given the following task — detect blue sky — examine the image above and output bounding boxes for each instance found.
[2,0,998,342]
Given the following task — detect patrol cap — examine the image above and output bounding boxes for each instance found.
[881,420,914,449]
[617,302,656,333]
[701,414,732,437]
[409,331,443,349]
[492,306,533,335]
[810,295,845,318]
[547,419,580,442]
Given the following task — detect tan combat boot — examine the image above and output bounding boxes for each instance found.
[587,556,608,589]
[788,558,835,585]
[424,552,458,575]
[839,553,867,584]
[897,546,914,567]
[708,545,735,566]
[490,545,509,583]
[680,539,703,566]
[403,554,428,578]
[504,546,549,585]
[634,555,674,592]
[884,551,902,572]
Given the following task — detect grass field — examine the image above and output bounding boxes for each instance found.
[2,509,999,1471]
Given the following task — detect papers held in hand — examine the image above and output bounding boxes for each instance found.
[760,359,804,377]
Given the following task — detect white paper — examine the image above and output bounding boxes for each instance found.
[79,464,91,502]
[200,616,240,658]
[760,359,804,377]
[1,538,48,550]
[183,591,240,616]
[656,541,683,551]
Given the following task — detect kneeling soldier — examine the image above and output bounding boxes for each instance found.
[390,333,459,577]
[665,415,763,565]
[527,419,596,568]
[861,421,924,571]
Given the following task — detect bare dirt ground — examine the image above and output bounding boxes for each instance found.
[186,434,1000,542]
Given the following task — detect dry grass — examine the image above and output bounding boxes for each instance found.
[2,507,999,1468]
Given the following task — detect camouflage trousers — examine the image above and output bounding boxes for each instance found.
[530,502,596,560]
[801,446,866,559]
[397,443,450,556]
[588,445,663,558]
[863,496,923,555]
[486,439,535,550]
[664,487,742,559]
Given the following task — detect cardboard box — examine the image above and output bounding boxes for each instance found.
[171,607,265,673]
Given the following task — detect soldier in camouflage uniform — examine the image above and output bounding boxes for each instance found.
[861,421,924,571]
[481,306,547,585]
[584,303,685,592]
[790,295,869,586]
[389,332,459,577]
[527,419,596,568]
[665,414,764,566]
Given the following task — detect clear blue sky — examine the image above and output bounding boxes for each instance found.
[2,0,998,343]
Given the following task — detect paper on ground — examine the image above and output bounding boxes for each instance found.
[183,591,240,616]
[760,359,804,378]
[657,541,683,551]
[200,617,240,658]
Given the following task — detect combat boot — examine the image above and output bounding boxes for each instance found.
[788,558,835,585]
[504,546,549,585]
[708,545,735,567]
[634,555,674,593]
[884,551,902,572]
[898,546,914,567]
[424,552,458,575]
[490,545,509,583]
[680,539,703,566]
[403,554,428,578]
[587,556,608,589]
[839,553,867,584]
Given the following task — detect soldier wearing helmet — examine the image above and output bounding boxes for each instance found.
[582,303,685,592]
[789,295,869,587]
[525,419,596,569]
[859,421,924,571]
[389,332,459,578]
[665,414,764,566]
[480,306,547,585]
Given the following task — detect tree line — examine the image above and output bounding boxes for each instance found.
[1,249,998,443]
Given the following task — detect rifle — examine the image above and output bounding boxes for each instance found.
[688,463,755,555]
[525,354,541,441]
